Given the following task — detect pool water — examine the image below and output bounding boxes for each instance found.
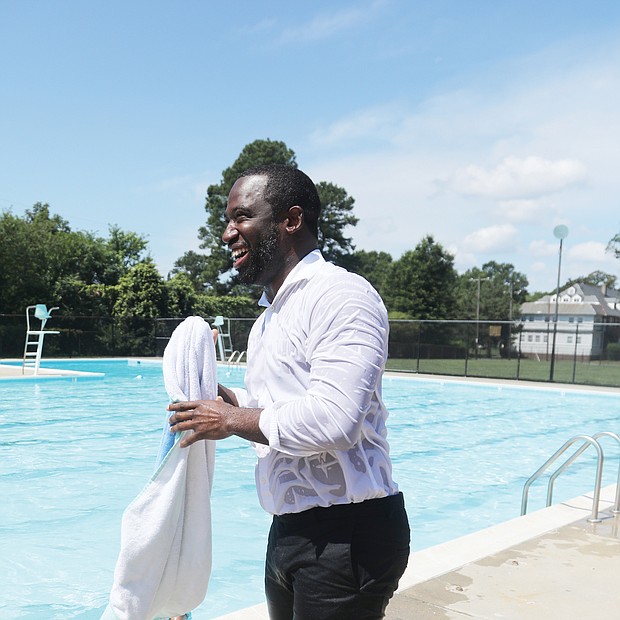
[1,360,619,619]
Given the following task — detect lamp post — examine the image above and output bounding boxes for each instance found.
[507,281,514,360]
[549,224,569,382]
[470,276,488,358]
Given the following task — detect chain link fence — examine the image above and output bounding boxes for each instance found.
[1,314,619,387]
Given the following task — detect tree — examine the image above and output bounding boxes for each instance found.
[384,235,458,319]
[101,225,150,285]
[112,261,168,355]
[564,270,618,290]
[456,261,529,322]
[113,261,167,318]
[0,203,151,315]
[342,250,393,298]
[607,233,620,260]
[171,250,212,293]
[197,139,297,293]
[315,182,358,266]
[165,272,198,317]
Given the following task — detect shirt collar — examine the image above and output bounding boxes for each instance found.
[258,249,324,309]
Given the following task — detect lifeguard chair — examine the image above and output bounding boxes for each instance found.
[22,304,59,375]
[213,315,234,362]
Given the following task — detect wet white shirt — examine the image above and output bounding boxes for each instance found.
[233,250,399,515]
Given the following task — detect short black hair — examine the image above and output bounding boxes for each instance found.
[237,164,321,238]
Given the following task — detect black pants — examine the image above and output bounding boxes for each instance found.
[265,493,410,620]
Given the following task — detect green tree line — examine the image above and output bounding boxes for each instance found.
[4,138,619,337]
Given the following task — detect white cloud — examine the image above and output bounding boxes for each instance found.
[448,156,587,200]
[462,224,518,253]
[278,1,386,44]
[309,103,405,147]
[529,261,548,274]
[302,36,620,292]
[528,239,558,258]
[567,241,609,263]
[496,199,551,224]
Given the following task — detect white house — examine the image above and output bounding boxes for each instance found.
[518,283,620,360]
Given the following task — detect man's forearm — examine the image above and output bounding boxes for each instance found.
[225,406,268,445]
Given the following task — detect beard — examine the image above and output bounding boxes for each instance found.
[237,223,280,285]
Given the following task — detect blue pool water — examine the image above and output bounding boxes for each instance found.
[2,359,619,619]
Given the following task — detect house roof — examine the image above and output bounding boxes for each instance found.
[520,282,620,319]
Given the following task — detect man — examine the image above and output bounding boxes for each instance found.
[168,164,410,619]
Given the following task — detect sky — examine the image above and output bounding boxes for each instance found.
[2,0,620,293]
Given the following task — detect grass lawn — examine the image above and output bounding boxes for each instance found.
[385,356,620,388]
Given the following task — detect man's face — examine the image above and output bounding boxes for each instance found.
[223,175,284,286]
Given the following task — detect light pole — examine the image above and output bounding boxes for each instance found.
[507,281,514,360]
[469,276,488,358]
[549,224,569,382]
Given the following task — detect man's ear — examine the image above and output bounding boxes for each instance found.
[285,206,304,233]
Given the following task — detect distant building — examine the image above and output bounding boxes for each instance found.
[518,283,620,360]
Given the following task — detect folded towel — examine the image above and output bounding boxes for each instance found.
[102,316,217,620]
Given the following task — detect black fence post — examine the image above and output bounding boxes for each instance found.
[572,323,579,383]
[416,323,422,373]
[464,323,470,377]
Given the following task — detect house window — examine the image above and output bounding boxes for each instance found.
[568,317,574,323]
[567,336,573,344]
[543,335,548,343]
[535,335,540,342]
[527,335,533,342]
[577,336,582,344]
[577,317,583,323]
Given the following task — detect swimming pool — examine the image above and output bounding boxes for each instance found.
[2,359,619,619]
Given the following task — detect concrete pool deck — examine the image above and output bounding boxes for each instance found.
[0,362,103,379]
[214,485,620,619]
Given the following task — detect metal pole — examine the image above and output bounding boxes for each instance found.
[508,281,513,361]
[549,238,564,382]
[572,322,579,383]
[469,276,487,359]
[475,278,481,358]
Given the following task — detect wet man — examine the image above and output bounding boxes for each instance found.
[169,164,410,619]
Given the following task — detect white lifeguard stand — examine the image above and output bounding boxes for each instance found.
[22,304,59,375]
[213,315,234,362]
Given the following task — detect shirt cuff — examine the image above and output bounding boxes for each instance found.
[258,406,280,449]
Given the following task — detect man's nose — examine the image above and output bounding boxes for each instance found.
[222,221,237,243]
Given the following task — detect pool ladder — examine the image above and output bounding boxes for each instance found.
[227,350,246,367]
[521,431,620,523]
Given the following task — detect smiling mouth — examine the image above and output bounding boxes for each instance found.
[231,247,249,269]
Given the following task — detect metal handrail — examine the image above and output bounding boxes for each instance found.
[521,434,604,523]
[545,431,620,516]
[226,350,247,366]
[592,431,620,514]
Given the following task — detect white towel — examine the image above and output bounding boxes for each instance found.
[102,316,217,620]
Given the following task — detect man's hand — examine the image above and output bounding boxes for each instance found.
[168,398,234,447]
[168,399,268,447]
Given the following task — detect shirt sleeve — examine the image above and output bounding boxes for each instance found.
[259,275,388,457]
